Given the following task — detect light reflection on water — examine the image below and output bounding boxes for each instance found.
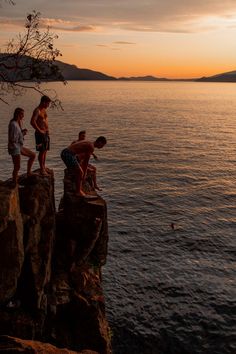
[1,81,236,354]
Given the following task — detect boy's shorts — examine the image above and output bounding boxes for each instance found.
[61,148,79,169]
[35,131,50,151]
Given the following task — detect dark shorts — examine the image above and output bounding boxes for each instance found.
[61,148,79,169]
[35,131,50,152]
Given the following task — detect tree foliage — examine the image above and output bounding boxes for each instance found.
[0,11,66,107]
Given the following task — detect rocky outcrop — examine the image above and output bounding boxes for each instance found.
[0,173,55,339]
[0,182,24,304]
[49,170,110,354]
[0,335,98,353]
[0,170,111,353]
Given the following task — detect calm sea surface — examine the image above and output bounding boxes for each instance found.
[1,81,236,354]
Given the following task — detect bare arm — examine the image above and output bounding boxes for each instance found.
[81,144,94,180]
[18,119,27,136]
[30,108,43,133]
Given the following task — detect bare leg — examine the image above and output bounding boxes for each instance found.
[11,155,20,185]
[38,151,48,175]
[43,151,51,173]
[89,165,102,191]
[42,151,46,171]
[21,146,36,176]
[75,166,86,196]
[38,151,44,172]
[43,151,50,171]
[94,174,102,191]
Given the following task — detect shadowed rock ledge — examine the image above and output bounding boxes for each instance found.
[0,335,98,353]
[0,170,111,354]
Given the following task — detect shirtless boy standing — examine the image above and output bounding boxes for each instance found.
[30,95,51,175]
[61,136,107,197]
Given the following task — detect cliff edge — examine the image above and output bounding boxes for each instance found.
[0,170,111,354]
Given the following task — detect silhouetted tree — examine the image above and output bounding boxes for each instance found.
[0,11,66,106]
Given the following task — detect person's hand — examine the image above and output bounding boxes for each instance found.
[22,128,28,136]
[38,129,45,134]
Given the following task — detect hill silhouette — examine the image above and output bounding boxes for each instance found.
[56,60,116,80]
[1,54,236,82]
[196,70,236,82]
[118,75,169,81]
[0,54,116,81]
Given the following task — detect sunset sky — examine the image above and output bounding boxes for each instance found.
[1,0,236,78]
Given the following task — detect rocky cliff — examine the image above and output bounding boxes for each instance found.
[0,170,111,353]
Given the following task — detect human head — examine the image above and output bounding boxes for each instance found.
[78,130,86,141]
[13,107,24,121]
[94,136,107,148]
[40,95,51,108]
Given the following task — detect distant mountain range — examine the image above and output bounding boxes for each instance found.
[56,62,169,81]
[57,61,236,82]
[1,53,236,82]
[56,61,116,80]
[196,70,236,82]
[117,75,169,81]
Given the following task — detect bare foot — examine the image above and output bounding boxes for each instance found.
[75,191,98,199]
[40,169,49,176]
[84,194,99,200]
[94,184,102,191]
[27,172,37,177]
[75,190,87,197]
[45,167,51,173]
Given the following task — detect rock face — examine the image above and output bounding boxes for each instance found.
[0,170,111,353]
[0,182,24,304]
[0,335,98,353]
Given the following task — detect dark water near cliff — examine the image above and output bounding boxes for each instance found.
[1,82,236,354]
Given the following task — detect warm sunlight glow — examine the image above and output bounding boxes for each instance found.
[1,0,236,78]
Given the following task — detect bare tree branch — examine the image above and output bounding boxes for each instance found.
[0,11,66,107]
[0,0,15,6]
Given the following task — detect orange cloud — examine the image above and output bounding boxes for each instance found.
[113,41,136,45]
[40,18,97,32]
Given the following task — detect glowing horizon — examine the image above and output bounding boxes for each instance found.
[1,0,236,79]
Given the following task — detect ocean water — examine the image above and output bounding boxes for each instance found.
[1,81,236,354]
